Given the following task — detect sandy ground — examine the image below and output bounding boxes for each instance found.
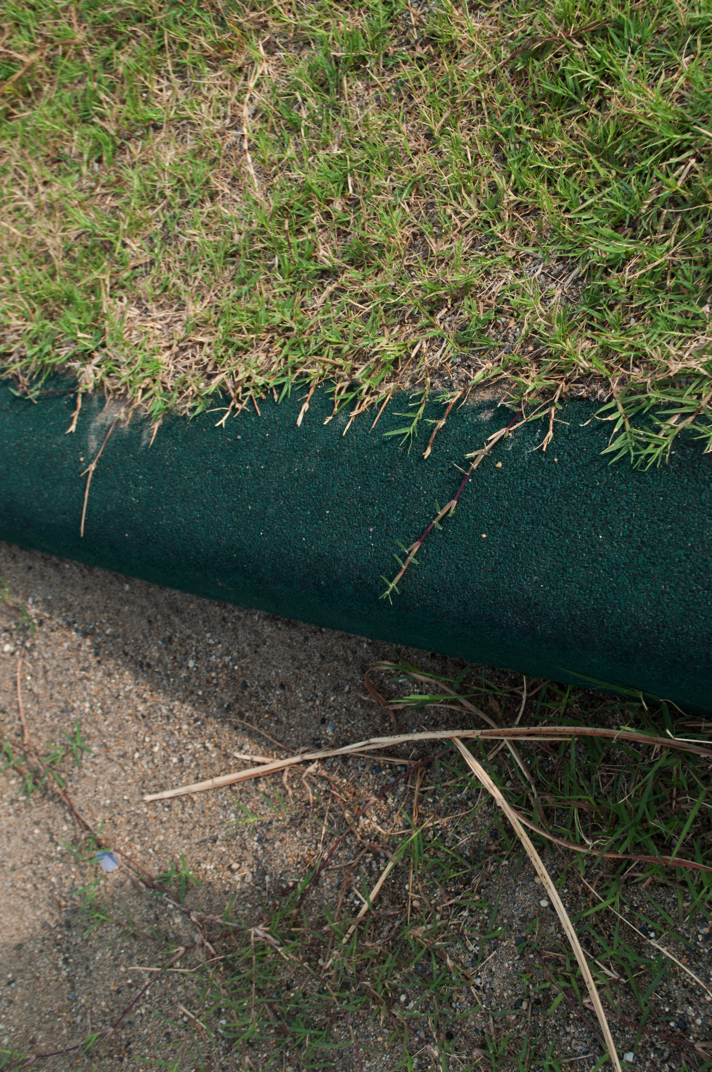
[1,540,710,1072]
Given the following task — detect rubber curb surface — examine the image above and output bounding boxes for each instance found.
[1,380,711,713]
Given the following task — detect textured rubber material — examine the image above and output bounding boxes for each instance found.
[1,379,710,712]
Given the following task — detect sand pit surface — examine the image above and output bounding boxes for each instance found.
[1,541,709,1072]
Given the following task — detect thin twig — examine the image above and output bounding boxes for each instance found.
[232,752,275,764]
[80,417,118,537]
[341,854,400,944]
[296,381,317,426]
[222,716,291,751]
[0,46,47,95]
[11,679,240,1064]
[14,668,199,889]
[423,390,462,459]
[382,665,537,789]
[66,391,82,434]
[16,658,30,747]
[364,670,398,731]
[381,409,524,599]
[514,675,527,725]
[296,749,451,908]
[15,661,98,835]
[241,46,266,194]
[538,952,702,1058]
[177,1004,208,1034]
[510,806,712,872]
[370,387,394,430]
[534,954,612,1051]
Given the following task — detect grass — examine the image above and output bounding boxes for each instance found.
[1,0,711,464]
[1,716,91,799]
[163,662,712,1070]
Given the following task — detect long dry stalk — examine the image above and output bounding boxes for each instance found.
[451,737,622,1072]
[79,416,118,537]
[144,724,712,801]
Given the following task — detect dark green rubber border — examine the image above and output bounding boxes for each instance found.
[1,379,711,713]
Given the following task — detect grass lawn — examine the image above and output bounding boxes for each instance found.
[1,0,711,466]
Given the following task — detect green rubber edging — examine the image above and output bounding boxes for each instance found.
[1,379,711,713]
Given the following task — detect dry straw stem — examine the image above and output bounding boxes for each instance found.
[380,661,538,789]
[79,415,119,538]
[338,805,441,948]
[341,853,400,946]
[143,729,482,800]
[140,708,708,1070]
[422,390,463,459]
[450,736,622,1072]
[144,724,712,801]
[16,657,30,748]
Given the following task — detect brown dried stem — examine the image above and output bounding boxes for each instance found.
[451,737,622,1072]
[80,417,118,537]
[144,723,712,802]
[381,407,526,600]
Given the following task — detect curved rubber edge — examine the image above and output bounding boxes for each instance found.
[1,379,710,713]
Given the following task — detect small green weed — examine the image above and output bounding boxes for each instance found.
[15,605,35,636]
[61,718,92,768]
[156,853,201,905]
[382,391,430,451]
[2,720,92,799]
